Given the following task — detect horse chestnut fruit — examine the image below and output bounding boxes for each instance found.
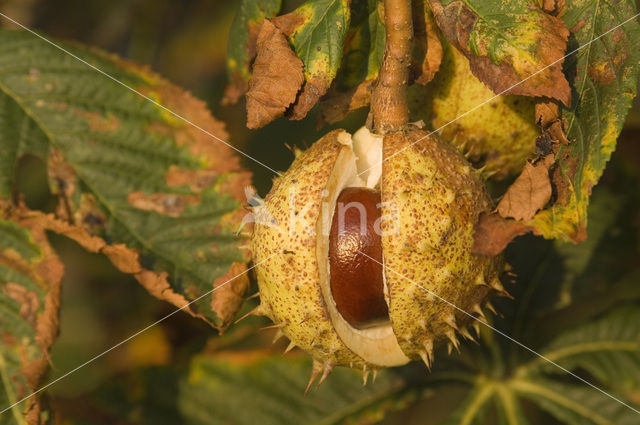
[250,125,503,386]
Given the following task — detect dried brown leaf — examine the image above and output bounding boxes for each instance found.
[210,262,250,330]
[319,80,373,125]
[246,20,304,129]
[497,154,555,221]
[472,213,531,256]
[535,99,569,145]
[412,0,443,85]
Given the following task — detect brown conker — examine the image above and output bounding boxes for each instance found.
[329,187,389,329]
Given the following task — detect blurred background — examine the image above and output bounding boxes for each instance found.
[0,1,638,424]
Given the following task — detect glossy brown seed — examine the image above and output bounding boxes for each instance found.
[329,187,389,328]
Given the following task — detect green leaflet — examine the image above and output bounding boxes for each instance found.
[494,385,530,425]
[178,354,416,425]
[0,217,62,425]
[0,29,251,330]
[224,0,282,102]
[512,378,639,425]
[284,0,350,89]
[530,0,640,242]
[438,383,494,425]
[522,307,640,392]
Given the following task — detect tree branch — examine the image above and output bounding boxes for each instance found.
[371,0,413,133]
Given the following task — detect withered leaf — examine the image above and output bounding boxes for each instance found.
[428,0,571,106]
[319,79,373,125]
[497,154,555,221]
[411,0,443,85]
[0,209,63,424]
[246,19,304,129]
[472,213,531,256]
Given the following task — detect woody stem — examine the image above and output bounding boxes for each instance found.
[371,0,413,133]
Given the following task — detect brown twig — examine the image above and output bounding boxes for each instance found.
[371,0,413,133]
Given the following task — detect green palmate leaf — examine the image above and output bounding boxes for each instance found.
[274,0,350,119]
[0,29,252,330]
[511,378,639,425]
[428,0,571,105]
[0,214,62,425]
[178,352,417,425]
[531,1,640,242]
[223,0,282,104]
[438,382,494,425]
[522,307,640,392]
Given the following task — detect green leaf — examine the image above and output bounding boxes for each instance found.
[274,0,351,118]
[178,353,417,425]
[512,377,639,425]
[428,0,571,105]
[438,382,494,425]
[0,215,62,425]
[494,384,530,425]
[0,29,252,330]
[530,0,640,242]
[224,0,282,104]
[522,307,640,392]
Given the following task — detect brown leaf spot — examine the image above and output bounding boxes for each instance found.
[72,109,120,132]
[3,282,40,327]
[210,262,250,331]
[246,20,304,129]
[588,61,617,85]
[127,191,200,217]
[472,213,532,256]
[497,154,555,220]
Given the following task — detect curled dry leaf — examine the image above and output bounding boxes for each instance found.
[246,19,304,129]
[411,0,443,85]
[0,208,63,424]
[497,154,555,221]
[428,0,571,106]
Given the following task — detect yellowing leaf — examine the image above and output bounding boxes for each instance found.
[428,0,571,106]
[530,0,640,242]
[0,30,252,330]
